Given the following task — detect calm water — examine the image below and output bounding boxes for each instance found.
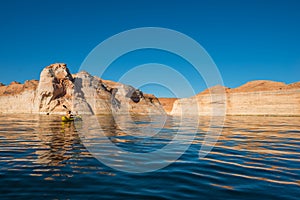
[0,114,299,199]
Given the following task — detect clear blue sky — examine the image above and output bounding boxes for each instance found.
[0,0,299,97]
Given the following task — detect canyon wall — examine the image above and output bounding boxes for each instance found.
[1,63,299,116]
[0,81,38,113]
[161,81,300,116]
[0,63,165,115]
[226,89,300,115]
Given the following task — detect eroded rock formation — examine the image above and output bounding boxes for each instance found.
[33,63,74,114]
[1,64,299,116]
[0,63,166,115]
[160,80,300,116]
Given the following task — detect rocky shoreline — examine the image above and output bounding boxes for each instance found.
[0,63,299,116]
[0,63,164,115]
[159,81,300,116]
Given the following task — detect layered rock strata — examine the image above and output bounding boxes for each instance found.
[160,81,300,116]
[1,63,299,116]
[0,63,165,115]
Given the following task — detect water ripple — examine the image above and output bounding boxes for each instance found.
[0,114,299,199]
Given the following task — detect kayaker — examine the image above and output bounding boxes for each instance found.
[66,110,73,119]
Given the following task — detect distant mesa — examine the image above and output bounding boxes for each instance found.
[0,80,38,96]
[230,80,295,93]
[198,80,300,94]
[159,80,300,116]
[198,85,230,95]
[0,63,299,116]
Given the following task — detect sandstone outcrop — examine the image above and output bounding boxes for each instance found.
[0,80,38,96]
[0,80,39,113]
[0,63,166,115]
[158,98,178,113]
[71,70,165,115]
[231,80,290,92]
[1,64,299,116]
[226,81,300,116]
[33,63,75,114]
[160,80,300,116]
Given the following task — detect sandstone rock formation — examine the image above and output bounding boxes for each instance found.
[0,80,38,96]
[158,98,178,113]
[0,63,166,115]
[231,80,290,92]
[226,81,300,116]
[71,70,165,115]
[0,80,38,113]
[160,80,300,116]
[1,64,299,116]
[33,63,75,114]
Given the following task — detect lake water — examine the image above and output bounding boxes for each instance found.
[0,114,299,199]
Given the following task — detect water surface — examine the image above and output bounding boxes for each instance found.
[0,114,299,199]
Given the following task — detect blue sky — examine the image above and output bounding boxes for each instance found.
[0,0,299,97]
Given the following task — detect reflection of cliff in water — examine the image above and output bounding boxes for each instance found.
[196,116,300,155]
[79,114,198,154]
[35,115,83,166]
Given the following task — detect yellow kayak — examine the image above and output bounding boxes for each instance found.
[61,116,82,122]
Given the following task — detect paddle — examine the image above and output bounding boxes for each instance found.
[63,105,70,111]
[46,105,72,116]
[63,104,78,117]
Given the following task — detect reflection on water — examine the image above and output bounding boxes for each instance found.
[0,114,299,199]
[35,120,78,166]
[77,114,200,173]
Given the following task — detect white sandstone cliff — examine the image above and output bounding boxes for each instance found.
[0,63,166,115]
[161,81,300,116]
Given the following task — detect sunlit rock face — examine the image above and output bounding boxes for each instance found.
[71,69,165,115]
[159,81,300,116]
[224,81,300,116]
[0,63,166,115]
[0,80,38,113]
[0,63,299,116]
[33,63,75,114]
